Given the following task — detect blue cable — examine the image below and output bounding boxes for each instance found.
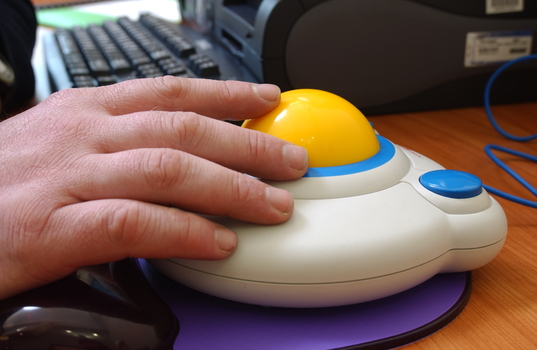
[483,145,537,208]
[482,54,537,208]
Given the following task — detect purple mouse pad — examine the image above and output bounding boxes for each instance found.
[139,260,471,350]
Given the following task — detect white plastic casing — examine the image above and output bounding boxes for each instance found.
[150,139,507,308]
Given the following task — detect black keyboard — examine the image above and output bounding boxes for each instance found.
[44,13,259,92]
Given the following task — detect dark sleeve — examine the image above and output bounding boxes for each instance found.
[0,0,38,112]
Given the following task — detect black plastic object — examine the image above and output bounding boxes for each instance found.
[0,259,179,349]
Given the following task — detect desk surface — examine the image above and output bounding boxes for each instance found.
[369,103,537,349]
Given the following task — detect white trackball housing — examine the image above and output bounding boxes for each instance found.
[150,90,507,308]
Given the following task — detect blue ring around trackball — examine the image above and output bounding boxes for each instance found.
[304,135,395,177]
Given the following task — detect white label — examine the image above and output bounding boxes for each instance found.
[464,31,533,67]
[486,0,524,14]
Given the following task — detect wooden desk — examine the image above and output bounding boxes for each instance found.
[369,103,537,349]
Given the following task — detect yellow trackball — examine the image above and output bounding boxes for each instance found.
[242,89,379,168]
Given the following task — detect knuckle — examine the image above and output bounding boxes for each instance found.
[219,81,236,103]
[147,110,209,151]
[45,88,81,107]
[97,83,129,112]
[140,149,188,191]
[229,172,259,205]
[174,213,194,247]
[172,112,208,149]
[246,130,268,163]
[106,201,148,246]
[218,81,245,117]
[149,75,189,103]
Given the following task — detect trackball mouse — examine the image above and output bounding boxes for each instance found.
[150,89,507,308]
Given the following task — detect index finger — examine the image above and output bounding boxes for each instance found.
[87,77,281,120]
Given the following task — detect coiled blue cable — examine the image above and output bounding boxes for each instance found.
[482,54,537,208]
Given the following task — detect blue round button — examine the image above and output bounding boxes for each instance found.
[419,170,483,199]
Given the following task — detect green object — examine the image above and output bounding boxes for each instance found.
[37,7,116,28]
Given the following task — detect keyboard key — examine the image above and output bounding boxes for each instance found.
[139,14,197,58]
[103,20,152,68]
[188,53,220,77]
[54,29,92,77]
[65,55,90,76]
[71,26,112,76]
[96,75,117,86]
[55,28,80,56]
[87,24,131,74]
[166,37,197,58]
[158,58,187,75]
[118,18,171,62]
[138,63,163,78]
[73,75,95,88]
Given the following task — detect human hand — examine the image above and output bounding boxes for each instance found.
[0,77,308,299]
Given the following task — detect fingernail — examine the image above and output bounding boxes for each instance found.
[215,227,237,253]
[283,144,309,172]
[252,84,281,102]
[265,187,293,215]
